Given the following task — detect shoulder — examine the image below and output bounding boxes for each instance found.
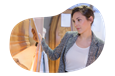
[98,38,105,56]
[95,36,104,47]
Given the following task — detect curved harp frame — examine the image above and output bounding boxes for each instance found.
[9,18,43,72]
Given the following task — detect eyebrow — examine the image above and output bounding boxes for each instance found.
[72,17,80,21]
[76,17,80,19]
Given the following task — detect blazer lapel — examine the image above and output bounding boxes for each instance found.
[64,32,79,55]
[86,41,98,66]
[86,32,98,66]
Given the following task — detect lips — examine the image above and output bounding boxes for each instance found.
[77,28,80,30]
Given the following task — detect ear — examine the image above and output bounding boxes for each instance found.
[88,16,93,23]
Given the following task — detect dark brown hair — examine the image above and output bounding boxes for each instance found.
[71,5,94,25]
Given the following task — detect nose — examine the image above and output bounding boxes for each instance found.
[74,24,77,27]
[74,21,79,27]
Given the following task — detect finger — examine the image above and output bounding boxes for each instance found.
[35,37,38,41]
[33,32,36,36]
[31,31,34,35]
[33,31,35,33]
[31,28,35,34]
[31,28,34,33]
[33,36,38,42]
[32,30,37,37]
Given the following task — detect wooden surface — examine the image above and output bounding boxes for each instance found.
[10,19,30,56]
[49,15,59,73]
[13,45,36,70]
[10,18,44,71]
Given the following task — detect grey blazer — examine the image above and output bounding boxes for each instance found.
[41,31,104,73]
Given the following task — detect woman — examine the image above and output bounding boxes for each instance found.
[32,5,104,73]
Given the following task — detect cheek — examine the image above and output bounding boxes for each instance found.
[82,21,87,26]
[80,21,90,30]
[80,20,86,27]
[82,20,90,26]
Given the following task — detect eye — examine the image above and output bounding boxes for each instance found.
[73,20,75,23]
[78,19,81,21]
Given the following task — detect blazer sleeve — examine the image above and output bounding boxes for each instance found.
[41,32,69,60]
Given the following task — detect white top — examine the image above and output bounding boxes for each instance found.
[65,42,90,72]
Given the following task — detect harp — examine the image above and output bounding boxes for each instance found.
[9,17,46,73]
[30,18,44,72]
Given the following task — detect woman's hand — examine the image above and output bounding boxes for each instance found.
[31,28,42,43]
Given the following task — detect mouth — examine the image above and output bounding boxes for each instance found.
[77,28,81,30]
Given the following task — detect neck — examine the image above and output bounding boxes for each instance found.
[79,30,92,41]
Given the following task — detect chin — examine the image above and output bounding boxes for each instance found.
[77,30,83,34]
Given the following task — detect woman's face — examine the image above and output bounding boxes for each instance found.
[72,12,92,34]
